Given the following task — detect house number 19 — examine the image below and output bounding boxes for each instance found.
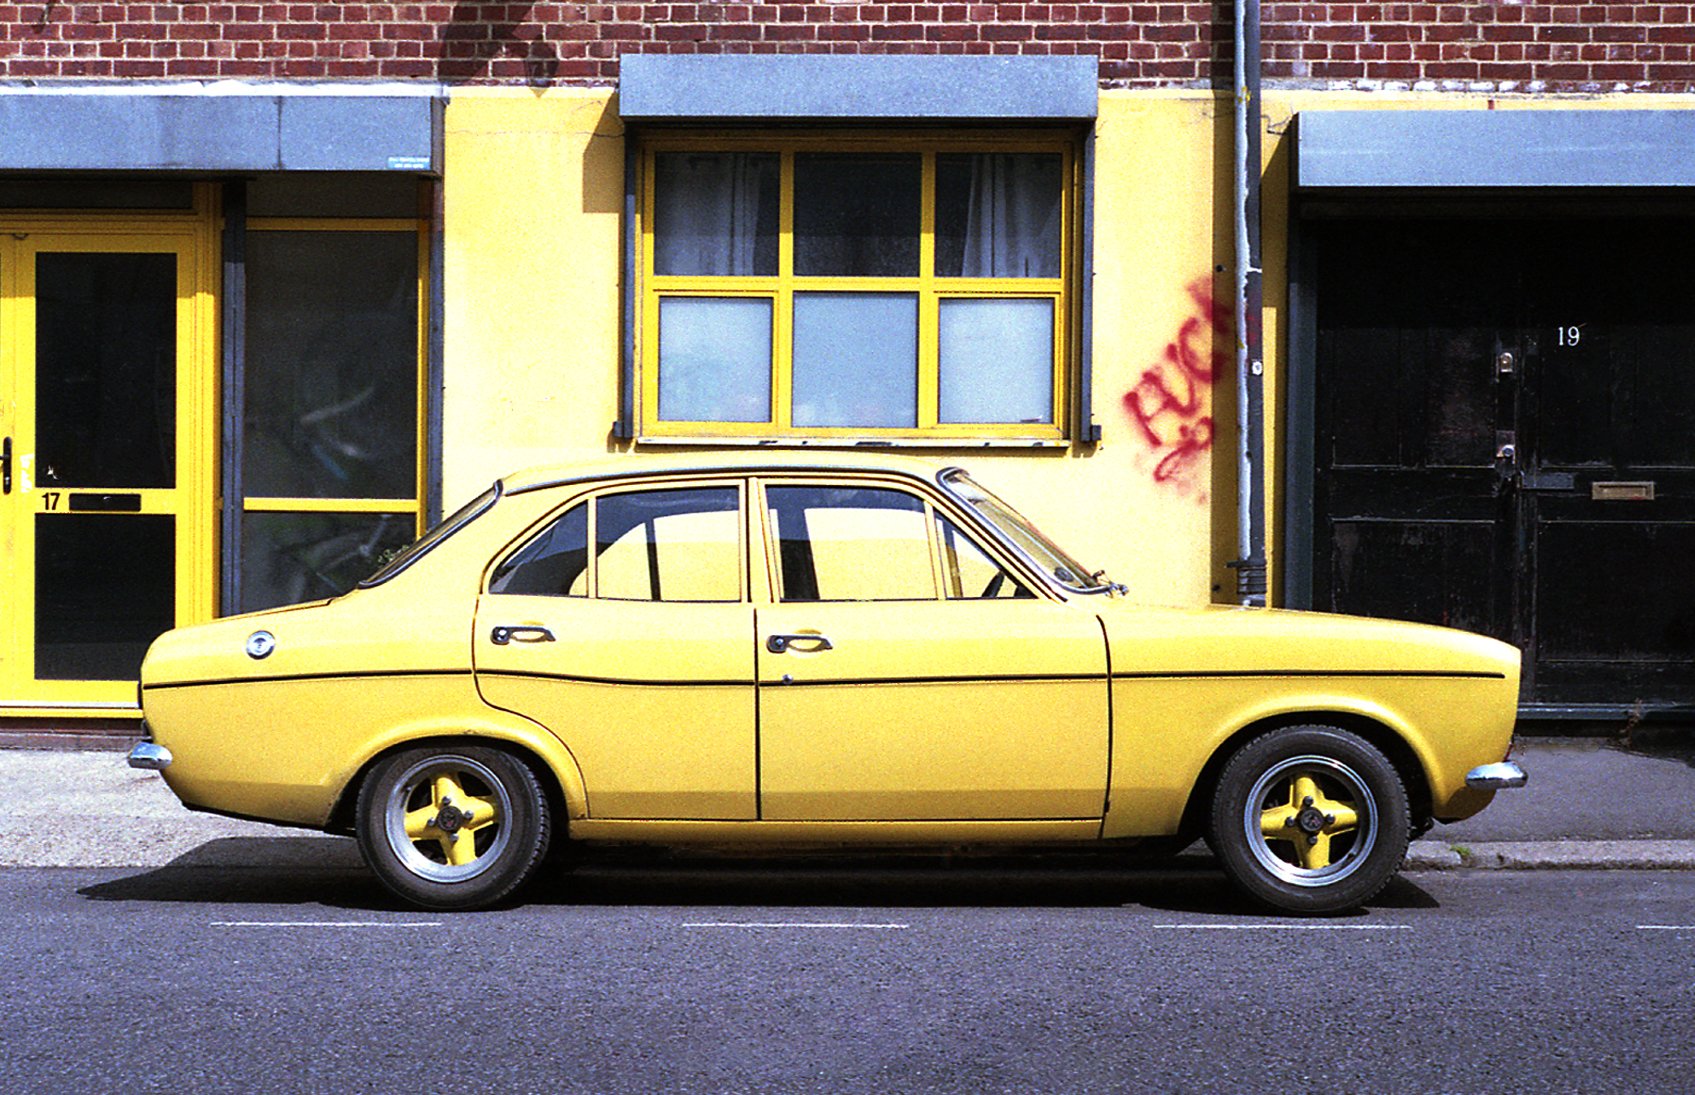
[1557,325,1582,347]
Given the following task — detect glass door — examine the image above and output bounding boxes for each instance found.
[0,232,213,709]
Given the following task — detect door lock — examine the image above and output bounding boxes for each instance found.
[1496,351,1516,376]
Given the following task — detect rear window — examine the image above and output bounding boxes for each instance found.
[358,483,501,588]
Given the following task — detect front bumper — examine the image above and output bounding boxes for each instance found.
[127,742,173,771]
[1465,760,1527,790]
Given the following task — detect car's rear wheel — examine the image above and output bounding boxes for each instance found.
[355,744,551,910]
[1209,726,1410,915]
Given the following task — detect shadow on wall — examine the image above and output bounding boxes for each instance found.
[442,1,563,86]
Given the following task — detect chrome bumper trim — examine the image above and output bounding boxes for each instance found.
[1465,760,1527,790]
[127,742,173,771]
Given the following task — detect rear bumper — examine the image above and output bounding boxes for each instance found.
[1465,760,1527,790]
[127,742,173,771]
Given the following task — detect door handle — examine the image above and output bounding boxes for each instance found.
[2,437,10,494]
[491,625,555,645]
[767,633,833,654]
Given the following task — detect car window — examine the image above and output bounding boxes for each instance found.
[594,487,742,602]
[765,485,937,602]
[935,514,1031,600]
[489,502,589,597]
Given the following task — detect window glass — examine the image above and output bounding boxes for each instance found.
[794,153,921,277]
[766,486,936,602]
[35,252,177,490]
[940,469,1106,591]
[247,173,421,218]
[938,298,1054,424]
[935,153,1063,278]
[244,511,416,611]
[244,231,419,499]
[489,503,589,597]
[653,152,779,277]
[363,484,497,589]
[658,297,772,422]
[935,514,1030,600]
[792,293,918,428]
[594,488,741,602]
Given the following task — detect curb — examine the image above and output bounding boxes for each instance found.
[1407,839,1695,871]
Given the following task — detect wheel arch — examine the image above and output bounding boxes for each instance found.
[325,721,586,837]
[1176,709,1434,842]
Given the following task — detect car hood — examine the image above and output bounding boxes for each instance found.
[1094,600,1524,681]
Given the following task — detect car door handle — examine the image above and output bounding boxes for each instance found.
[767,633,833,654]
[491,625,555,646]
[1,436,10,494]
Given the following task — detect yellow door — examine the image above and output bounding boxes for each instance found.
[471,482,758,819]
[754,479,1110,821]
[0,232,214,711]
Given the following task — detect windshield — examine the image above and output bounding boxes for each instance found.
[938,469,1108,592]
[358,482,502,589]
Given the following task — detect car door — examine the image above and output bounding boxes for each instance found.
[473,480,757,819]
[753,477,1109,821]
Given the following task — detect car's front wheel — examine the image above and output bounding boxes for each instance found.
[355,744,551,910]
[1209,726,1410,915]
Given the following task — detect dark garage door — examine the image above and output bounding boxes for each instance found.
[1313,214,1695,711]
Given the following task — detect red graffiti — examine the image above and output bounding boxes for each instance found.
[1123,277,1230,490]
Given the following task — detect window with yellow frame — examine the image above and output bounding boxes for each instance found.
[638,134,1077,443]
[237,180,430,612]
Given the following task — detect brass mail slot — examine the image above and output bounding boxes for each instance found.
[1591,481,1655,502]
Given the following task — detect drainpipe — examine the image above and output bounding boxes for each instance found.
[1230,0,1269,607]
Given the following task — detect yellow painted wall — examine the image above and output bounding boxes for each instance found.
[440,86,1240,608]
[439,87,1695,611]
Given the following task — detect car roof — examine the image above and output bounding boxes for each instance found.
[500,451,956,495]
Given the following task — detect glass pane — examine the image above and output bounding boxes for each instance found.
[36,252,177,489]
[241,512,416,611]
[936,514,1029,600]
[766,486,935,602]
[490,504,589,597]
[36,514,174,681]
[658,297,772,423]
[792,293,918,429]
[247,174,421,218]
[936,154,1063,278]
[244,231,419,499]
[0,179,193,210]
[595,488,741,602]
[794,154,920,277]
[653,153,778,277]
[938,298,1054,424]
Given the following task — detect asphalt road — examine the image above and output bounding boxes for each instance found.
[8,860,1694,1093]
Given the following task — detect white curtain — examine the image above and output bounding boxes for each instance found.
[959,154,1061,279]
[653,153,773,276]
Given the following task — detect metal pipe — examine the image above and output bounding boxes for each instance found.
[1231,0,1268,606]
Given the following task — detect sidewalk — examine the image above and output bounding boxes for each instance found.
[2,736,1692,871]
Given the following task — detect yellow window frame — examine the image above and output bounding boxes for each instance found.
[241,214,431,540]
[637,132,1080,445]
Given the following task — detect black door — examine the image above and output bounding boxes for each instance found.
[1314,214,1695,711]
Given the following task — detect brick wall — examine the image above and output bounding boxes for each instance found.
[0,2,1689,92]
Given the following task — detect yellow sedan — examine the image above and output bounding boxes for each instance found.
[133,454,1525,913]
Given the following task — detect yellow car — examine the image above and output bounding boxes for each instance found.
[133,454,1526,914]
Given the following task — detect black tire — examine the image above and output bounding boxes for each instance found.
[1209,725,1410,915]
[355,744,552,911]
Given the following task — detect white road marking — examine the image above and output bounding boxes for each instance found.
[1636,925,1695,931]
[212,921,444,928]
[681,921,909,930]
[1152,923,1413,931]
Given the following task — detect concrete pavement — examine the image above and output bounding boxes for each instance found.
[2,736,1692,871]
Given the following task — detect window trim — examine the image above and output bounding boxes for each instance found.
[635,131,1081,445]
